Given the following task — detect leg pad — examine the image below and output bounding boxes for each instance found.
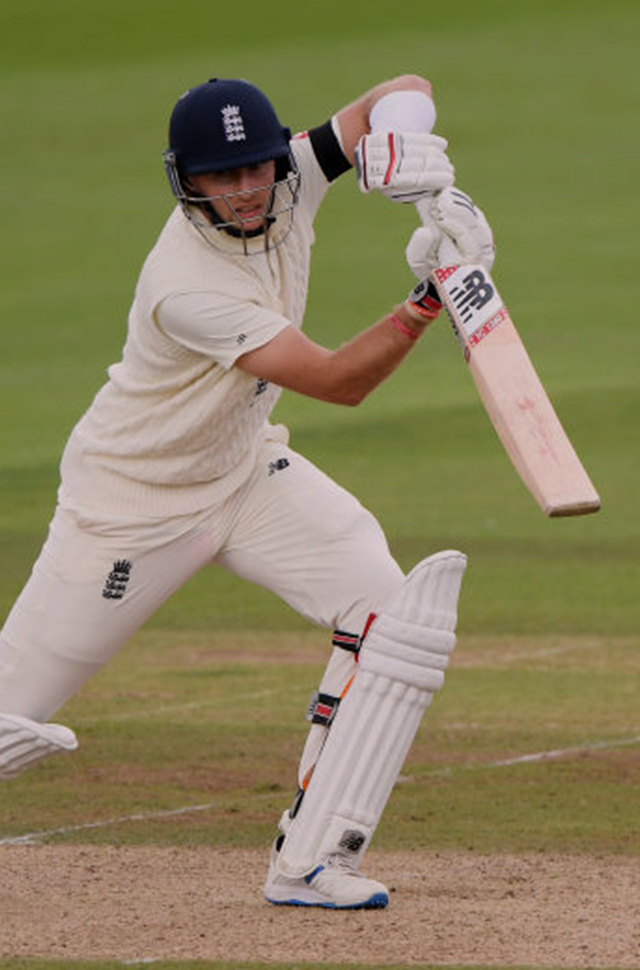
[277,550,467,877]
[0,712,78,780]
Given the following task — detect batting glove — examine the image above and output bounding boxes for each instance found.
[355,131,455,203]
[434,187,495,270]
[407,187,496,276]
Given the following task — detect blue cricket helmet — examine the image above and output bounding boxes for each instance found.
[163,78,300,252]
[166,78,293,176]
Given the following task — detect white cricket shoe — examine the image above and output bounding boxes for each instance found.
[264,848,389,909]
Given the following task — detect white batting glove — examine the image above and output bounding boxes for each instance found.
[434,187,495,270]
[405,221,442,278]
[355,131,455,202]
[407,187,496,277]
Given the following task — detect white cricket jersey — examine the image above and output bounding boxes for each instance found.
[59,120,351,517]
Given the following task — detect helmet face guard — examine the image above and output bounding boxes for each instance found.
[164,78,301,253]
[164,149,300,252]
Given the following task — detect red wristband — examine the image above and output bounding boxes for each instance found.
[389,313,421,341]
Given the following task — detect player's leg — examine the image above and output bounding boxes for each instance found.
[274,550,466,868]
[217,440,467,908]
[218,437,406,768]
[266,550,466,909]
[0,504,217,780]
[217,439,405,780]
[218,440,405,631]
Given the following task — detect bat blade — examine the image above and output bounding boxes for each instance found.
[431,263,600,517]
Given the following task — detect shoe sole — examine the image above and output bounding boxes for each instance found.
[264,891,389,910]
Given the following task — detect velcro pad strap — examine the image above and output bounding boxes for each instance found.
[331,630,361,654]
[306,691,341,727]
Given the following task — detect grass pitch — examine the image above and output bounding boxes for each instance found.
[1,1,639,968]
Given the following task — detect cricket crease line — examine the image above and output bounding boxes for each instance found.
[0,789,282,848]
[121,961,161,966]
[0,801,220,846]
[496,641,605,662]
[488,733,640,767]
[2,734,639,847]
[78,685,302,724]
[406,733,640,780]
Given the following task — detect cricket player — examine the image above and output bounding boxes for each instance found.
[0,74,494,909]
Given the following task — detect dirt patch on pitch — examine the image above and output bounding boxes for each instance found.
[1,845,639,967]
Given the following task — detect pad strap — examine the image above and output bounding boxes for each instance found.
[296,627,362,789]
[306,691,341,727]
[331,629,362,654]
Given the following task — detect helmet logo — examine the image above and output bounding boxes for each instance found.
[222,104,246,143]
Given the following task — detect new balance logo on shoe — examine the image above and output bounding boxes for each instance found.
[339,829,366,854]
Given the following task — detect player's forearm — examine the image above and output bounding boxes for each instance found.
[321,304,430,406]
[236,295,438,407]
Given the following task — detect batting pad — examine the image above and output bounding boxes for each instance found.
[0,712,78,780]
[277,550,467,878]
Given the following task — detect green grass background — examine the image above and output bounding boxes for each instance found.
[1,1,639,968]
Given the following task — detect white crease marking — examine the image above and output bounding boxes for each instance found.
[490,734,640,767]
[2,734,639,848]
[0,800,218,846]
[78,685,302,724]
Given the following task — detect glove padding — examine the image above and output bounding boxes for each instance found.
[406,187,496,277]
[355,131,454,202]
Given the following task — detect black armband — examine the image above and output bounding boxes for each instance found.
[308,120,352,183]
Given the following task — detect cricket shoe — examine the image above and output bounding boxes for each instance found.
[263,847,389,909]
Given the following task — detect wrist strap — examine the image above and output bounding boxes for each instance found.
[406,279,443,321]
[389,313,421,341]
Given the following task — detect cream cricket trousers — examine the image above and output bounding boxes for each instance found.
[0,438,404,721]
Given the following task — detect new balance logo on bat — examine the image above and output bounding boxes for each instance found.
[450,269,495,323]
[434,264,506,349]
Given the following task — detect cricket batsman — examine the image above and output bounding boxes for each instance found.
[0,74,494,908]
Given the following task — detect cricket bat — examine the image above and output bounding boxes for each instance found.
[430,261,601,517]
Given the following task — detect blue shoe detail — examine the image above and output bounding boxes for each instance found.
[265,890,389,910]
[304,864,325,884]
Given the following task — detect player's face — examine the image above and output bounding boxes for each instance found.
[188,161,277,233]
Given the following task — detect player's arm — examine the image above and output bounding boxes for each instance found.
[327,75,454,204]
[235,285,441,407]
[237,180,497,406]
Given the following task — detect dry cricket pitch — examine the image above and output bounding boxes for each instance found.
[2,845,639,966]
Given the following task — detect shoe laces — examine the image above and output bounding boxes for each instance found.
[323,853,360,876]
